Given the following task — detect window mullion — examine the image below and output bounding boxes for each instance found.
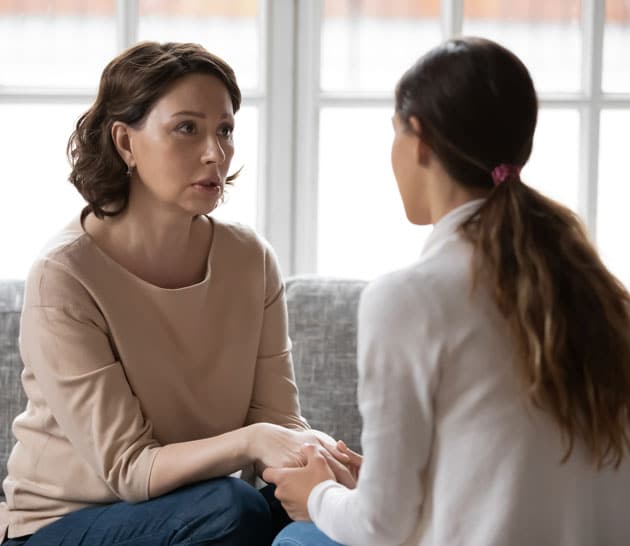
[116,0,138,51]
[261,0,297,275]
[0,90,95,102]
[579,0,605,238]
[441,0,463,39]
[255,0,268,238]
[293,0,323,275]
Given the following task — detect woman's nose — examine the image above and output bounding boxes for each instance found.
[201,136,225,164]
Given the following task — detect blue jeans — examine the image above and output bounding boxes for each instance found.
[272,522,342,546]
[4,478,288,545]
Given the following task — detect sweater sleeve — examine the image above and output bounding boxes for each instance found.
[245,243,308,430]
[307,275,440,545]
[19,260,161,503]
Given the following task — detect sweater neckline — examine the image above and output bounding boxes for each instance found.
[76,213,216,293]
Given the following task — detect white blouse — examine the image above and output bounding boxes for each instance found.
[308,199,630,546]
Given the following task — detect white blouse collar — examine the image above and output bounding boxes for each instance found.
[421,198,486,256]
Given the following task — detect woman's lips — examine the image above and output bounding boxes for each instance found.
[191,178,222,195]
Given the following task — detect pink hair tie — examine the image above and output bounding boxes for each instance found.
[491,164,522,186]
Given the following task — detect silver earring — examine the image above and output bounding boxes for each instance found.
[126,164,134,177]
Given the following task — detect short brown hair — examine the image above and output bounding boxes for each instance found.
[67,41,241,218]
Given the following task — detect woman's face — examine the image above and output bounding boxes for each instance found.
[390,113,431,225]
[126,73,235,216]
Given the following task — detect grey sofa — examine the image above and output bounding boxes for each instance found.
[0,276,366,504]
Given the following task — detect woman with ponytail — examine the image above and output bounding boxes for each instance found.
[263,37,630,546]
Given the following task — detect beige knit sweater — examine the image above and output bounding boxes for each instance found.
[1,216,306,539]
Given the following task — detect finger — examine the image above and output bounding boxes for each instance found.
[303,442,337,464]
[300,442,321,460]
[317,439,350,463]
[320,440,361,489]
[298,442,319,466]
[264,463,305,483]
[319,449,355,488]
[337,440,362,466]
[303,444,334,471]
[262,467,282,484]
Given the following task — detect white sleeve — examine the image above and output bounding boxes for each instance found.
[307,276,440,546]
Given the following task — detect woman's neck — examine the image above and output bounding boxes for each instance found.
[84,207,212,289]
[426,165,491,224]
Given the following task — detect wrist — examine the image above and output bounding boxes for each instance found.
[242,423,262,462]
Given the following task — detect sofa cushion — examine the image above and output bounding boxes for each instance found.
[0,281,26,496]
[286,276,366,453]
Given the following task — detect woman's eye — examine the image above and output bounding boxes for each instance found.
[176,121,196,135]
[219,125,234,138]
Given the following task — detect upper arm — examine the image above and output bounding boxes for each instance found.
[310,275,441,545]
[19,261,160,501]
[355,280,438,539]
[246,242,308,430]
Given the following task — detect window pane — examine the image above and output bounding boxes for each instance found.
[463,0,581,93]
[321,0,441,93]
[138,0,259,91]
[0,0,116,88]
[0,104,88,279]
[597,110,630,288]
[317,108,578,279]
[317,108,431,279]
[211,106,258,228]
[603,0,630,92]
[521,109,579,212]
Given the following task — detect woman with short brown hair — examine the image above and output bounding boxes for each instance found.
[0,41,347,546]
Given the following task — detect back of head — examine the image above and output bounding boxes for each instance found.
[396,37,537,186]
[68,41,241,218]
[396,37,630,468]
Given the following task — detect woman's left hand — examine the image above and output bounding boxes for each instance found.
[263,443,337,521]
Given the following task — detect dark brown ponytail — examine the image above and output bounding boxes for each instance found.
[396,37,630,468]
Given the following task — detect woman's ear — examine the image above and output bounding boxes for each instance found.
[111,121,135,170]
[407,116,432,167]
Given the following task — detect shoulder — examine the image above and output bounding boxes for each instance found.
[212,217,280,270]
[360,265,436,332]
[212,217,269,253]
[357,266,445,383]
[210,218,284,298]
[24,218,96,310]
[360,238,472,338]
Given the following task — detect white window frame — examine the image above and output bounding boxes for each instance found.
[2,0,630,277]
[289,0,630,275]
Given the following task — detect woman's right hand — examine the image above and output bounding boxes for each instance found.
[247,423,350,476]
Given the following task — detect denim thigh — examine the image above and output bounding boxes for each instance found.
[272,522,343,546]
[18,477,273,546]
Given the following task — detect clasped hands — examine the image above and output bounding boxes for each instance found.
[255,425,362,521]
